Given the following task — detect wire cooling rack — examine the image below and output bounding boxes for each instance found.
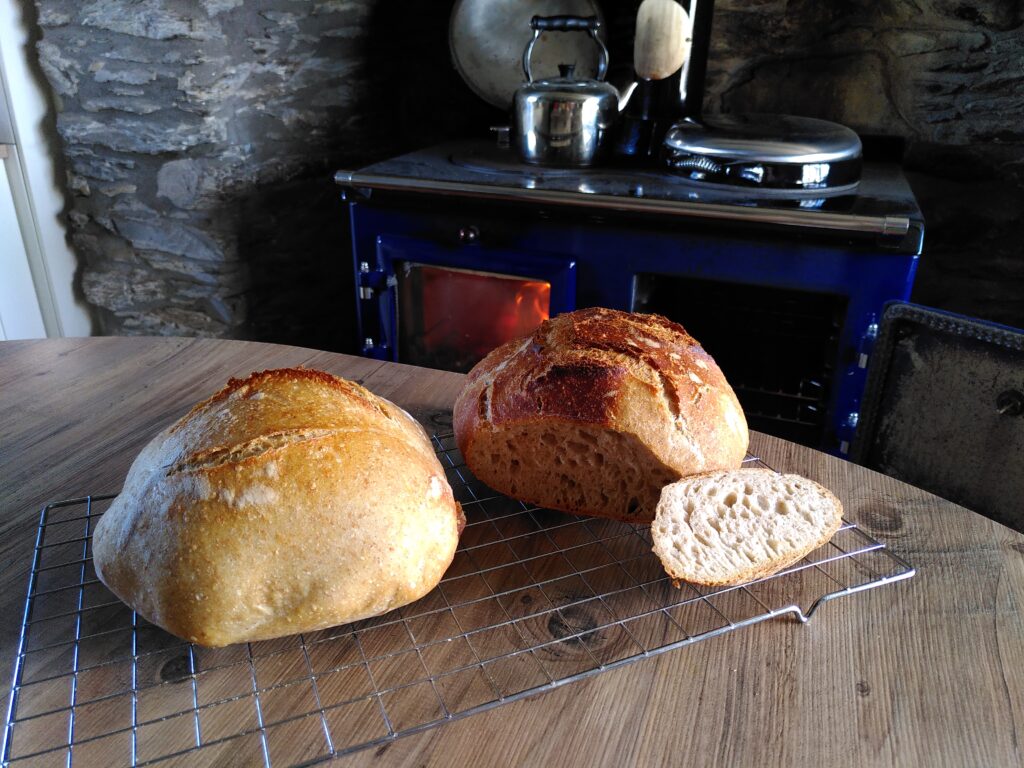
[2,432,914,767]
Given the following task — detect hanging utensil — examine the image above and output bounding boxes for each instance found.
[612,0,691,163]
[634,0,690,81]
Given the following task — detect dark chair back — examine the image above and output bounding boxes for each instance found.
[852,303,1024,532]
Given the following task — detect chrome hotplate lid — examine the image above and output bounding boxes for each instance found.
[663,115,863,190]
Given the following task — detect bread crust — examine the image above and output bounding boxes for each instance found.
[93,368,464,647]
[453,308,749,522]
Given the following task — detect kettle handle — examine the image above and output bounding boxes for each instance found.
[522,15,609,84]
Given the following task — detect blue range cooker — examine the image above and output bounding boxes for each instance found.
[335,139,923,456]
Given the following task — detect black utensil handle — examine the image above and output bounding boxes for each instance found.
[530,15,600,32]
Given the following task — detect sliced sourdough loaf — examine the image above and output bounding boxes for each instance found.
[453,308,749,523]
[651,468,843,586]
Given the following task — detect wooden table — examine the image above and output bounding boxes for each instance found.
[1,337,1021,767]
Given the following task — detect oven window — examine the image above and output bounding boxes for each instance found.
[397,263,551,372]
[634,274,847,448]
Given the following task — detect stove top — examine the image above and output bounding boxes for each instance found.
[336,140,924,252]
[448,144,860,201]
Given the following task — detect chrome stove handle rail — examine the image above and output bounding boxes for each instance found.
[334,169,912,239]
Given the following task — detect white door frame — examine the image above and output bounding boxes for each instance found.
[0,143,46,339]
[0,0,92,338]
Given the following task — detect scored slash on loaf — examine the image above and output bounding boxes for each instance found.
[453,308,749,523]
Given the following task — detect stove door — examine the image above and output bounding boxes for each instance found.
[370,234,576,372]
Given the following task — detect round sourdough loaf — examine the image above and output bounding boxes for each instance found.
[453,308,748,522]
[93,368,464,647]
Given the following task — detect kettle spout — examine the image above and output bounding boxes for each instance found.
[616,80,639,112]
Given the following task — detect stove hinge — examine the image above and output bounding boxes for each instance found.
[837,315,880,455]
[357,261,395,358]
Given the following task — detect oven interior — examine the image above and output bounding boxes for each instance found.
[633,274,848,447]
[396,262,551,373]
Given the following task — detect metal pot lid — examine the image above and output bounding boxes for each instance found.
[450,0,606,110]
[663,114,863,190]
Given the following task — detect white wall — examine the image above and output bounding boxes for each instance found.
[0,0,92,338]
[0,147,46,339]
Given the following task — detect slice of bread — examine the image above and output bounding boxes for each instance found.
[651,468,843,586]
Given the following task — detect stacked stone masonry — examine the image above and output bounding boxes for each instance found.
[707,0,1024,330]
[33,0,393,345]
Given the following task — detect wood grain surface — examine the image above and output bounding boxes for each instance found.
[1,337,1021,767]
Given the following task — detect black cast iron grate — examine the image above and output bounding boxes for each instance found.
[1,433,914,766]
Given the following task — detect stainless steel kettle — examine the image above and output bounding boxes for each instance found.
[513,16,619,167]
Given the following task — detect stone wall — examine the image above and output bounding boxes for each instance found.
[707,0,1024,329]
[28,0,454,347]
[24,0,1024,348]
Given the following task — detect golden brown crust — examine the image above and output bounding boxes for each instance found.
[454,309,749,522]
[93,368,462,647]
[172,367,394,436]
